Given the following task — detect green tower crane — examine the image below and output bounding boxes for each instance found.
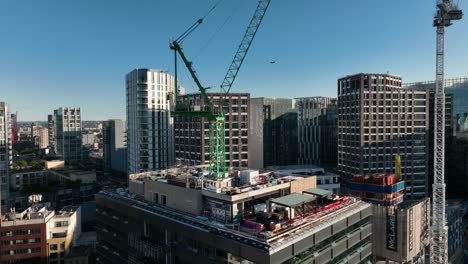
[171,0,271,178]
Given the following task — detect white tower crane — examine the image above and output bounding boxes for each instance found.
[431,1,462,263]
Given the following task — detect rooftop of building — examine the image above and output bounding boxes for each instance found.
[404,77,468,87]
[129,166,313,197]
[98,189,368,251]
[115,166,369,251]
[339,73,402,79]
[293,96,337,100]
[265,165,339,177]
[0,203,54,225]
[55,205,80,218]
[180,92,250,96]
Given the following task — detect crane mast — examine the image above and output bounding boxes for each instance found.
[431,1,462,263]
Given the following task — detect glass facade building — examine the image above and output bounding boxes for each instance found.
[296,97,337,171]
[249,98,298,169]
[405,77,468,137]
[405,77,468,199]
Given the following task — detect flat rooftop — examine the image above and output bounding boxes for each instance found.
[271,193,315,208]
[303,188,332,197]
[98,189,367,251]
[1,203,54,225]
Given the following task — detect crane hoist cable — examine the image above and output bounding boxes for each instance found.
[193,0,245,60]
[175,0,224,44]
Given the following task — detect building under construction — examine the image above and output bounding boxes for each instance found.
[95,167,372,264]
[349,173,405,206]
[349,173,430,264]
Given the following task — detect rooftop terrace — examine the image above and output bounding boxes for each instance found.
[98,188,367,251]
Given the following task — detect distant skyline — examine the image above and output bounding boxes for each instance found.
[1,0,467,121]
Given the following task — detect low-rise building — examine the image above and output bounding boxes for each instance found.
[0,204,53,263]
[47,206,81,264]
[10,169,96,191]
[0,203,82,264]
[96,167,372,263]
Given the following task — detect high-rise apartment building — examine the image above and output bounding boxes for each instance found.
[126,69,175,173]
[337,73,429,200]
[296,97,338,171]
[103,119,127,176]
[53,107,82,164]
[0,102,12,214]
[10,112,17,147]
[174,93,250,168]
[249,97,298,169]
[48,114,55,154]
[32,125,49,149]
[38,127,48,149]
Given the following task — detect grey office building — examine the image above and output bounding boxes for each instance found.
[0,102,12,214]
[126,69,175,173]
[52,107,82,164]
[338,73,429,200]
[103,119,127,176]
[296,97,338,171]
[405,77,468,199]
[249,98,298,169]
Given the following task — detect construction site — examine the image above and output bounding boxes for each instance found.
[96,167,372,263]
[348,170,430,264]
[97,0,463,263]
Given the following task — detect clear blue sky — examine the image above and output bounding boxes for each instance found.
[1,0,467,121]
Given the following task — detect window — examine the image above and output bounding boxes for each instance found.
[55,221,69,227]
[153,193,159,204]
[161,195,167,206]
[50,244,58,251]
